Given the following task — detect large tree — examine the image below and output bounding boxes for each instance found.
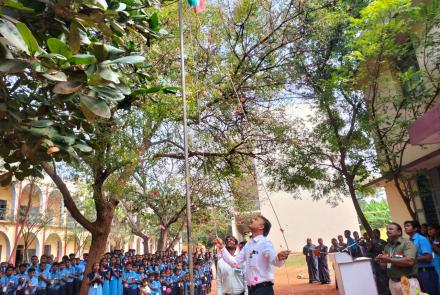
[266,0,376,235]
[352,0,440,220]
[0,1,315,294]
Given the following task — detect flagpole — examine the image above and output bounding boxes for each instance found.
[178,0,195,294]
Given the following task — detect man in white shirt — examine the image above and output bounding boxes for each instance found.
[214,215,291,295]
[217,236,247,295]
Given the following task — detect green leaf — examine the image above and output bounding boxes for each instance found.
[3,0,34,12]
[105,44,124,59]
[80,94,111,119]
[110,21,125,35]
[69,54,96,65]
[99,66,119,83]
[27,126,58,137]
[47,38,72,58]
[42,71,68,81]
[90,86,125,101]
[73,143,93,153]
[162,86,181,94]
[0,58,29,73]
[16,22,40,55]
[69,22,81,54]
[40,53,68,61]
[52,134,75,146]
[31,61,47,73]
[132,86,162,95]
[0,20,29,54]
[108,55,145,64]
[148,12,160,32]
[31,120,54,128]
[53,81,83,94]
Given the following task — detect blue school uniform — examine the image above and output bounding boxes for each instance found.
[101,269,110,295]
[149,280,161,295]
[27,274,39,294]
[87,272,103,295]
[109,266,120,295]
[117,266,123,295]
[47,270,60,295]
[0,274,18,295]
[122,270,138,295]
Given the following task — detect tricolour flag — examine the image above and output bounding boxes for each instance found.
[187,0,206,14]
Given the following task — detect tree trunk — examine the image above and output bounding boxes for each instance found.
[157,228,169,251]
[166,222,185,252]
[347,181,373,237]
[142,236,149,254]
[393,177,417,220]
[79,227,111,295]
[24,240,28,263]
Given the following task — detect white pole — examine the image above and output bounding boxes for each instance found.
[178,1,195,294]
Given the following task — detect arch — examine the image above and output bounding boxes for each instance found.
[0,231,11,261]
[47,190,64,225]
[21,183,43,216]
[17,232,40,262]
[44,233,62,261]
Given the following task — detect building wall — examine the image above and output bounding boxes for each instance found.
[383,182,416,227]
[259,189,360,252]
[0,180,143,263]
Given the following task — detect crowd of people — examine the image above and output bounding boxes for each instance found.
[304,221,440,295]
[0,249,215,295]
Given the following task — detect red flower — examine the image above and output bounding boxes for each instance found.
[152,191,159,197]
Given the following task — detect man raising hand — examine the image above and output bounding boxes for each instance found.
[213,215,291,295]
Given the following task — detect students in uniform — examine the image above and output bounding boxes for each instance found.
[87,262,104,295]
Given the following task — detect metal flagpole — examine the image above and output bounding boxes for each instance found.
[178,0,195,294]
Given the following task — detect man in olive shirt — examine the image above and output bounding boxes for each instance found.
[376,223,421,295]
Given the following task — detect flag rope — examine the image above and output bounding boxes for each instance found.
[191,8,295,294]
[178,1,195,294]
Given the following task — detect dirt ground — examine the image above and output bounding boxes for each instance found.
[210,262,339,295]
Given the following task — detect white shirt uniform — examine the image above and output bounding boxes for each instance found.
[217,255,247,295]
[220,235,284,286]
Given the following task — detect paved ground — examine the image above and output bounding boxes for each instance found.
[210,256,339,295]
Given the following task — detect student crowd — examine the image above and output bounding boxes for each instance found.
[304,221,440,295]
[0,249,214,295]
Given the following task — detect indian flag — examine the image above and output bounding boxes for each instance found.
[187,0,206,13]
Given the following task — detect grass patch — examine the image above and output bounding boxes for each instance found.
[285,253,306,268]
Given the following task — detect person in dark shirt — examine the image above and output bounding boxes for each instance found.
[302,238,319,283]
[316,239,330,284]
[366,229,390,295]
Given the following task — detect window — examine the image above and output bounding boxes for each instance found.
[0,200,7,220]
[417,174,439,224]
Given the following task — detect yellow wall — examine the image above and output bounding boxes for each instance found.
[384,182,414,226]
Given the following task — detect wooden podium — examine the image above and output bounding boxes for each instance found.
[329,252,378,295]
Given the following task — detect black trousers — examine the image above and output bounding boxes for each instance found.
[418,268,439,295]
[66,282,73,295]
[36,289,48,295]
[73,279,80,295]
[248,285,274,295]
[47,288,59,295]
